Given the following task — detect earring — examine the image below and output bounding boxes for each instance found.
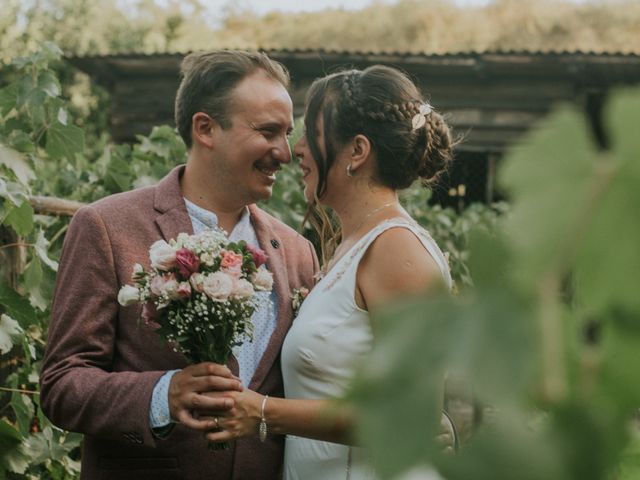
[346,164,354,177]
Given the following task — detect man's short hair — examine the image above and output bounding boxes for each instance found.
[174,50,290,148]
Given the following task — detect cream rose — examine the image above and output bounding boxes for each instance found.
[149,240,177,271]
[252,266,274,291]
[150,273,179,298]
[202,272,234,302]
[189,272,206,293]
[232,279,255,299]
[117,285,140,306]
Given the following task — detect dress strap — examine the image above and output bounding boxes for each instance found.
[321,217,452,292]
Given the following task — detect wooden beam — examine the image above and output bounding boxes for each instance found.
[29,196,84,217]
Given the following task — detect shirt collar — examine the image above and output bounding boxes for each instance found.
[183,198,251,236]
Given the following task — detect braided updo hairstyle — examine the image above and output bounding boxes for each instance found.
[304,65,453,199]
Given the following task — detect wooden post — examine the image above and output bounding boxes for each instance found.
[0,225,26,290]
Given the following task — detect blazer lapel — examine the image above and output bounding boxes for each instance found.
[153,165,194,241]
[247,205,292,392]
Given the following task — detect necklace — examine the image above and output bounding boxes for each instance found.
[316,202,399,281]
[350,201,398,236]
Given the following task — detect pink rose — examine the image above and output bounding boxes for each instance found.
[149,240,177,271]
[252,266,274,291]
[202,272,234,302]
[189,273,206,293]
[176,282,192,298]
[246,244,268,268]
[220,250,243,269]
[232,279,255,299]
[150,273,179,298]
[220,249,243,278]
[175,247,200,279]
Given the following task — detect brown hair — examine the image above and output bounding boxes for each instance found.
[174,50,290,148]
[302,65,454,262]
[304,65,453,196]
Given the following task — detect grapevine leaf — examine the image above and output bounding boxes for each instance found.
[3,201,34,236]
[37,71,61,98]
[0,145,35,184]
[0,279,38,327]
[45,120,85,160]
[0,313,23,354]
[34,229,59,271]
[0,84,17,116]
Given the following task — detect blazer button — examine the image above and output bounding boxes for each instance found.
[270,239,280,249]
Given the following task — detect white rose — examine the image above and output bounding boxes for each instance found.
[252,266,274,291]
[117,285,140,306]
[200,252,215,267]
[189,272,206,293]
[232,279,255,299]
[149,240,177,271]
[202,272,234,302]
[150,274,179,298]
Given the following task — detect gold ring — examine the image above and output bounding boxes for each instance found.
[214,417,219,428]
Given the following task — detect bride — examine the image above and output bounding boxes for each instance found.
[208,65,455,479]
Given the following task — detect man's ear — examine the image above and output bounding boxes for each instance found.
[191,112,217,149]
[348,134,372,173]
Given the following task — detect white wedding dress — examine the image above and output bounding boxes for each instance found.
[281,217,452,480]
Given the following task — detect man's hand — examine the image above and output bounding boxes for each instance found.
[168,363,242,431]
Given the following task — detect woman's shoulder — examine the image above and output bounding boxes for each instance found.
[357,221,447,305]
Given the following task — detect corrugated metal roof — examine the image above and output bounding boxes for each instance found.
[68,48,640,60]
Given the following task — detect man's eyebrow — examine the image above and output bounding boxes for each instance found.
[253,121,292,131]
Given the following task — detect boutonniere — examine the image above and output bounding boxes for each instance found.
[291,287,310,317]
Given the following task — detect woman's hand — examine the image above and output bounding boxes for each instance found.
[202,389,265,443]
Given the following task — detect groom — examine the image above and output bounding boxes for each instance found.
[40,50,318,479]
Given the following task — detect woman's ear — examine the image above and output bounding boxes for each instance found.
[349,134,372,172]
[192,112,217,149]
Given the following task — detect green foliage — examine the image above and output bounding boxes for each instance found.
[349,88,640,479]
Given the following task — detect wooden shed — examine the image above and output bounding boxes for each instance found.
[69,49,640,206]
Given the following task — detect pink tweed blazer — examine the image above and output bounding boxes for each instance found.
[40,165,318,480]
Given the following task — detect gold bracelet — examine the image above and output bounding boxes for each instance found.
[259,394,269,443]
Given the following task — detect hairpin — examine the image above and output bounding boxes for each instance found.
[411,103,433,130]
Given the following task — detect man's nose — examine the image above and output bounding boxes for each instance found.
[273,136,292,164]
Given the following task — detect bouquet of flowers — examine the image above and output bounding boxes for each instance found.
[117,229,274,365]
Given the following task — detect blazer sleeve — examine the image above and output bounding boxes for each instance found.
[40,205,164,447]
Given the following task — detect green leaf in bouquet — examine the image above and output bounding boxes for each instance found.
[3,201,34,236]
[45,120,85,160]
